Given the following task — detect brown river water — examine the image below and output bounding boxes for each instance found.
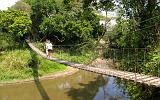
[0,70,129,100]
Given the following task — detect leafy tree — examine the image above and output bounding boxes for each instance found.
[40,10,93,44]
[82,0,115,42]
[106,0,160,78]
[11,1,32,15]
[113,0,160,48]
[82,9,105,38]
[24,0,57,40]
[0,9,32,42]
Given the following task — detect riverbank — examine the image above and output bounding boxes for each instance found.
[0,40,97,84]
[0,49,69,83]
[0,67,79,86]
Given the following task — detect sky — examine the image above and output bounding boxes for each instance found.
[99,11,117,26]
[0,0,20,10]
[100,11,117,18]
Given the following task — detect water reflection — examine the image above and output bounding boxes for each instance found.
[0,71,129,100]
[115,78,160,100]
[94,77,129,100]
[66,75,106,100]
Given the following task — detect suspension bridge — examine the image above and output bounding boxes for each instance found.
[26,40,160,87]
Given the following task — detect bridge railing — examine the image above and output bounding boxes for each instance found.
[34,42,100,64]
[104,48,160,78]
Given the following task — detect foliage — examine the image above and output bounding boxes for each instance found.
[24,0,57,40]
[96,0,114,12]
[31,0,57,17]
[111,0,160,48]
[11,1,32,15]
[111,19,139,48]
[104,0,160,78]
[116,78,160,100]
[63,0,75,5]
[0,49,67,81]
[82,9,105,38]
[39,1,104,44]
[0,9,32,41]
[145,46,160,76]
[83,0,114,14]
[0,32,16,50]
[40,15,93,43]
[53,48,96,64]
[24,0,105,44]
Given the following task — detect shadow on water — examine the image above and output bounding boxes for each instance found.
[29,50,50,100]
[66,75,106,100]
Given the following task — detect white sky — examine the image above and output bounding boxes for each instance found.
[99,11,117,26]
[0,0,20,10]
[100,11,117,18]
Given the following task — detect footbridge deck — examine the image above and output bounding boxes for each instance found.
[26,40,160,87]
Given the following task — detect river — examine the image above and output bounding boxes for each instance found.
[0,70,130,100]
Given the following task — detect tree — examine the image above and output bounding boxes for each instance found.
[106,0,160,79]
[24,0,57,40]
[39,9,93,44]
[11,1,32,15]
[0,9,32,41]
[114,0,160,48]
[82,0,115,42]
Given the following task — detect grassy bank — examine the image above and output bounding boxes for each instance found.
[0,49,67,82]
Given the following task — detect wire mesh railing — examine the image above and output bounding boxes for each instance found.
[33,40,160,79]
[104,48,160,78]
[34,42,100,65]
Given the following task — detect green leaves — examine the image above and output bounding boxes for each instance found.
[65,20,93,39]
[98,0,114,11]
[11,1,32,15]
[0,9,32,40]
[40,11,93,43]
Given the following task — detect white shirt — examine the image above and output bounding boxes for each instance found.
[46,43,52,50]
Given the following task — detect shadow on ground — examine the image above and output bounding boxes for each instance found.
[29,50,50,100]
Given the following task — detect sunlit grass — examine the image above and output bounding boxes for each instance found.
[35,42,98,64]
[0,49,67,82]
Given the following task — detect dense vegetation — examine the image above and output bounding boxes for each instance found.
[24,0,105,44]
[0,49,67,81]
[106,0,160,77]
[0,0,159,99]
[102,0,160,99]
[0,0,104,81]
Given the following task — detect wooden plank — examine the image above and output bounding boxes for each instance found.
[148,78,160,83]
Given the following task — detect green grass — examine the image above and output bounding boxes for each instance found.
[53,48,95,64]
[0,49,67,82]
[35,42,97,64]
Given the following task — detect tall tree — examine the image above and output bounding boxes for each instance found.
[24,0,57,40]
[112,0,160,48]
[0,9,32,48]
[11,1,32,15]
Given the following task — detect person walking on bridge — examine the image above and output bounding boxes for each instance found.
[45,40,53,58]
